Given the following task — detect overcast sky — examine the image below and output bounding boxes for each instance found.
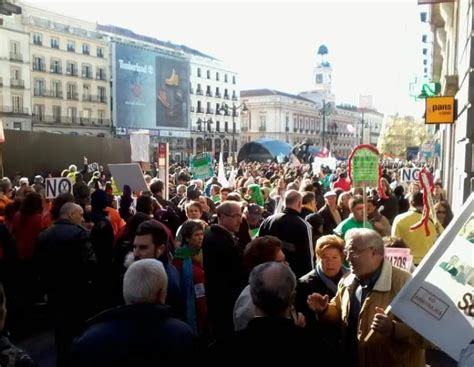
[23,0,427,117]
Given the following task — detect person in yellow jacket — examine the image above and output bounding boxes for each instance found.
[391,192,437,265]
[308,228,429,367]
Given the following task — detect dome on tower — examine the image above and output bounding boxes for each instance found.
[317,44,328,56]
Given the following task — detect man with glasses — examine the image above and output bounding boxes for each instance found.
[307,228,427,367]
[202,201,247,339]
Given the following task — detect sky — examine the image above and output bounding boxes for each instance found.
[23,0,427,117]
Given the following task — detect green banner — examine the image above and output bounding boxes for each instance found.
[351,148,379,187]
[190,152,214,180]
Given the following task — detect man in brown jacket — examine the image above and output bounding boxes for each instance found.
[308,228,428,367]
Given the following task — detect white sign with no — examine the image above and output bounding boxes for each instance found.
[399,167,420,182]
[45,177,73,199]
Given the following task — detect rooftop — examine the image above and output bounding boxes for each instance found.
[240,89,315,103]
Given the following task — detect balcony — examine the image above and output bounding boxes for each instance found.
[34,89,63,98]
[50,66,63,74]
[33,39,42,46]
[206,91,213,97]
[82,72,93,79]
[206,108,214,114]
[197,107,204,113]
[67,46,75,52]
[0,106,29,115]
[83,49,90,55]
[10,79,25,89]
[258,126,266,132]
[232,95,238,101]
[66,69,78,77]
[10,52,23,62]
[223,110,230,116]
[223,94,230,100]
[51,43,60,49]
[96,74,107,81]
[33,63,46,72]
[196,89,203,96]
[67,92,79,100]
[233,111,239,117]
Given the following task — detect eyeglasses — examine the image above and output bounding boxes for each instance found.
[343,246,373,258]
[222,213,241,219]
[436,211,446,214]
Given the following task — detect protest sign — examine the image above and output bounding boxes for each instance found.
[108,163,148,192]
[190,152,214,180]
[45,177,73,199]
[384,247,413,271]
[348,145,380,187]
[400,167,420,182]
[312,156,337,174]
[87,162,99,173]
[390,193,474,362]
[130,131,150,162]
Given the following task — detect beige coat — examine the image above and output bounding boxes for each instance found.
[321,259,428,367]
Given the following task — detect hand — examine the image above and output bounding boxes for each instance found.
[307,293,329,312]
[371,307,394,337]
[84,156,88,165]
[294,312,306,328]
[373,222,383,230]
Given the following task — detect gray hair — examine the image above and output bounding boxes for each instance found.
[346,228,385,256]
[123,259,168,305]
[249,262,296,317]
[284,189,302,207]
[59,202,81,218]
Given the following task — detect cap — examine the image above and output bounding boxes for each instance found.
[324,191,337,198]
[186,184,201,200]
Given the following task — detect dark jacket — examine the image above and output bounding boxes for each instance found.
[318,205,340,236]
[378,194,399,224]
[259,208,313,278]
[209,317,326,364]
[202,224,246,338]
[71,304,196,367]
[0,335,35,367]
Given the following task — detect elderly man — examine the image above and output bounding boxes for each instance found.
[259,190,313,278]
[72,259,195,366]
[308,228,427,367]
[318,191,342,235]
[202,201,247,338]
[35,202,97,366]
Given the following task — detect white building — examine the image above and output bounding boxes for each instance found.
[359,107,384,147]
[240,89,321,147]
[0,6,32,131]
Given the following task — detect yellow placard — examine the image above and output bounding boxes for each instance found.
[425,96,455,124]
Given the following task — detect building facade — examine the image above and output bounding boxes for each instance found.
[22,4,111,136]
[189,55,240,161]
[0,9,32,131]
[240,89,322,147]
[359,108,384,146]
[421,0,473,208]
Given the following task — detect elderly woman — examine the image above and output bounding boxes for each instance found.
[173,220,208,335]
[296,235,348,355]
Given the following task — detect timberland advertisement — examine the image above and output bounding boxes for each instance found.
[113,42,190,130]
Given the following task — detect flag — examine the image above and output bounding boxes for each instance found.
[228,167,237,188]
[317,147,329,158]
[217,152,229,187]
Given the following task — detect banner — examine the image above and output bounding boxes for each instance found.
[384,247,413,272]
[130,131,150,162]
[312,156,337,174]
[348,145,380,187]
[390,193,474,362]
[399,167,420,182]
[190,152,214,180]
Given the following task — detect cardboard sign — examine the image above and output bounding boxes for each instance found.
[312,156,337,174]
[108,163,148,193]
[425,96,455,124]
[384,247,413,271]
[399,167,421,182]
[350,147,379,187]
[87,162,99,173]
[190,152,214,180]
[390,193,474,362]
[45,177,73,199]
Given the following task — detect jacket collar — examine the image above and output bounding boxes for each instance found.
[86,303,171,326]
[283,208,300,216]
[342,259,392,292]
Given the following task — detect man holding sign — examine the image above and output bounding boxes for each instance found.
[307,228,428,367]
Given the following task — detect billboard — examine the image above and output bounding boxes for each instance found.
[113,42,190,130]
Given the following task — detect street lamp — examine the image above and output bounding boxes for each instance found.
[196,117,213,153]
[219,102,248,164]
[319,99,332,149]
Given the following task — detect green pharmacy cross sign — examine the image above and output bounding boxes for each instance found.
[349,146,380,188]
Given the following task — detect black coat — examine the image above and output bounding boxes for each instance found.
[202,225,246,338]
[209,317,327,364]
[378,194,399,224]
[71,304,196,367]
[318,205,340,236]
[259,208,313,278]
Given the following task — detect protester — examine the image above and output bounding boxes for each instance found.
[334,195,373,239]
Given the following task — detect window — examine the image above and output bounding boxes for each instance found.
[67,61,77,76]
[13,122,22,130]
[97,67,106,80]
[67,107,77,123]
[259,116,266,130]
[206,85,212,97]
[232,75,236,84]
[83,84,90,99]
[216,120,220,132]
[215,87,220,98]
[207,70,211,79]
[233,121,236,133]
[52,80,62,98]
[52,106,61,122]
[33,56,45,72]
[82,64,92,78]
[11,95,22,113]
[98,109,105,124]
[82,109,91,122]
[10,67,21,80]
[224,74,228,83]
[67,40,75,52]
[216,103,220,115]
[197,68,201,77]
[82,43,90,55]
[67,83,77,100]
[32,33,42,46]
[196,83,202,95]
[10,41,21,61]
[97,47,104,58]
[34,79,45,96]
[51,59,62,74]
[51,37,60,49]
[316,74,323,84]
[216,72,220,81]
[34,104,45,120]
[224,89,229,99]
[224,121,228,132]
[285,115,289,131]
[98,87,106,102]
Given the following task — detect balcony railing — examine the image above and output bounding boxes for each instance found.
[33,39,42,46]
[96,74,107,81]
[223,94,230,100]
[10,52,23,62]
[258,126,266,132]
[10,79,25,88]
[67,92,79,100]
[0,106,29,115]
[206,91,213,97]
[196,89,203,96]
[232,95,238,101]
[32,115,110,126]
[82,95,106,103]
[82,72,93,79]
[206,108,214,114]
[50,66,62,74]
[215,92,222,98]
[66,69,78,76]
[34,89,63,98]
[33,63,46,72]
[197,107,204,113]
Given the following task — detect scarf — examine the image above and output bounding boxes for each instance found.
[315,262,347,295]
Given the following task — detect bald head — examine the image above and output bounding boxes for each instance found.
[59,202,84,225]
[284,190,302,212]
[250,262,296,317]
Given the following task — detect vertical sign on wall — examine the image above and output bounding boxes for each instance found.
[157,143,169,200]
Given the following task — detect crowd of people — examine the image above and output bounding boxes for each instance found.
[0,158,460,366]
